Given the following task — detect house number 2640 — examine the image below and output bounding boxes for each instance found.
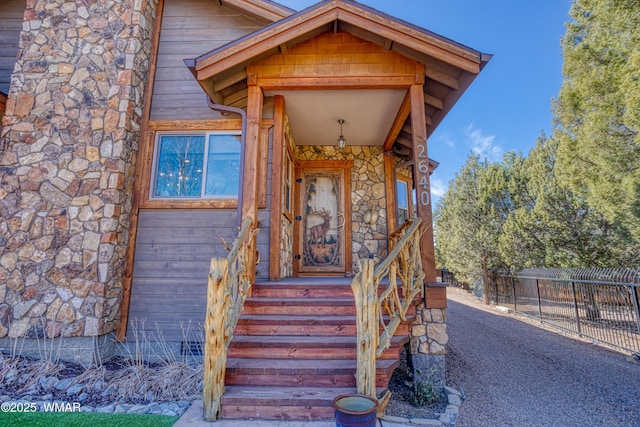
[416,144,430,207]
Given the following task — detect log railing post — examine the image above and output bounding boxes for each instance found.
[203,257,229,421]
[351,258,378,398]
[202,219,257,421]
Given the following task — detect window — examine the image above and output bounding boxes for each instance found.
[283,149,293,216]
[396,174,414,226]
[152,132,241,199]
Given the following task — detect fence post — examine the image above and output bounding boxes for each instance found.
[535,279,543,322]
[511,276,517,312]
[631,285,640,338]
[570,281,582,336]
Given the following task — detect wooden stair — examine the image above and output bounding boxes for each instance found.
[220,277,415,420]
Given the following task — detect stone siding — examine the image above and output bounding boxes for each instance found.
[0,0,158,341]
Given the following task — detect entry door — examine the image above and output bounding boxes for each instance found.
[295,163,351,275]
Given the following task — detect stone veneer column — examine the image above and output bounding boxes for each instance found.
[409,304,449,387]
[0,0,157,362]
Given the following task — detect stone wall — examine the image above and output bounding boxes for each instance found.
[295,145,388,271]
[0,0,158,345]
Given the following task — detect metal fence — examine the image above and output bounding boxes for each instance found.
[471,268,640,356]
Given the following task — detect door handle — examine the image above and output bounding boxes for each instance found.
[336,211,345,229]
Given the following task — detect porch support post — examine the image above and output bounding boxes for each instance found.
[242,82,263,281]
[384,152,397,234]
[409,84,437,284]
[269,95,286,280]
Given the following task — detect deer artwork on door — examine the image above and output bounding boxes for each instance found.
[296,164,351,275]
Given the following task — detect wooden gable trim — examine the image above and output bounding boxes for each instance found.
[247,31,426,91]
[195,0,482,82]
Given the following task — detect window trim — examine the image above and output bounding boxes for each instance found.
[149,130,242,201]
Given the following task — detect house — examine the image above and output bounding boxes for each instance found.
[0,0,490,420]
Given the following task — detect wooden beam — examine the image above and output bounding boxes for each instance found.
[117,0,165,342]
[147,119,242,131]
[382,90,411,152]
[396,136,413,148]
[384,153,397,236]
[410,84,436,284]
[384,38,393,51]
[224,88,249,105]
[213,70,247,92]
[425,67,459,90]
[256,75,418,91]
[425,94,444,110]
[242,84,263,224]
[269,95,286,281]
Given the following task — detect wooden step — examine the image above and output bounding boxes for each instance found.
[220,386,389,420]
[243,297,416,317]
[251,283,356,298]
[243,297,357,316]
[228,334,408,360]
[236,314,412,336]
[224,358,398,388]
[220,277,418,421]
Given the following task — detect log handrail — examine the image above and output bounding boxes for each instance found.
[203,219,258,421]
[351,217,424,399]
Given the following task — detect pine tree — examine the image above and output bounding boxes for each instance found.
[554,0,640,243]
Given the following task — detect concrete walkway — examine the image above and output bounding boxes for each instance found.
[173,400,359,427]
[173,400,425,426]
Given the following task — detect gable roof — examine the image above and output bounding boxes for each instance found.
[187,0,491,139]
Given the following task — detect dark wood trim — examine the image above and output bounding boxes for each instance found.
[257,125,270,209]
[296,160,354,170]
[117,0,165,342]
[147,119,273,131]
[255,75,419,91]
[269,95,285,281]
[384,153,396,237]
[148,119,242,131]
[410,84,436,285]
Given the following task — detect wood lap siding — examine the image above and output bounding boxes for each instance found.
[127,209,270,341]
[150,0,263,121]
[0,0,23,94]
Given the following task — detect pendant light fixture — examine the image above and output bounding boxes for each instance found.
[337,119,346,149]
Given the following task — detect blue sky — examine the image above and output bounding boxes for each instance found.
[277,0,572,203]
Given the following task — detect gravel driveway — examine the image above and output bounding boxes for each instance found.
[445,286,640,427]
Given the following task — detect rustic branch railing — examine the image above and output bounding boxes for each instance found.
[203,219,258,421]
[351,218,424,399]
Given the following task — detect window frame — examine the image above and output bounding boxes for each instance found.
[396,173,414,226]
[149,130,242,201]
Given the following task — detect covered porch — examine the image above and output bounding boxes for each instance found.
[187,0,490,284]
[177,0,490,421]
